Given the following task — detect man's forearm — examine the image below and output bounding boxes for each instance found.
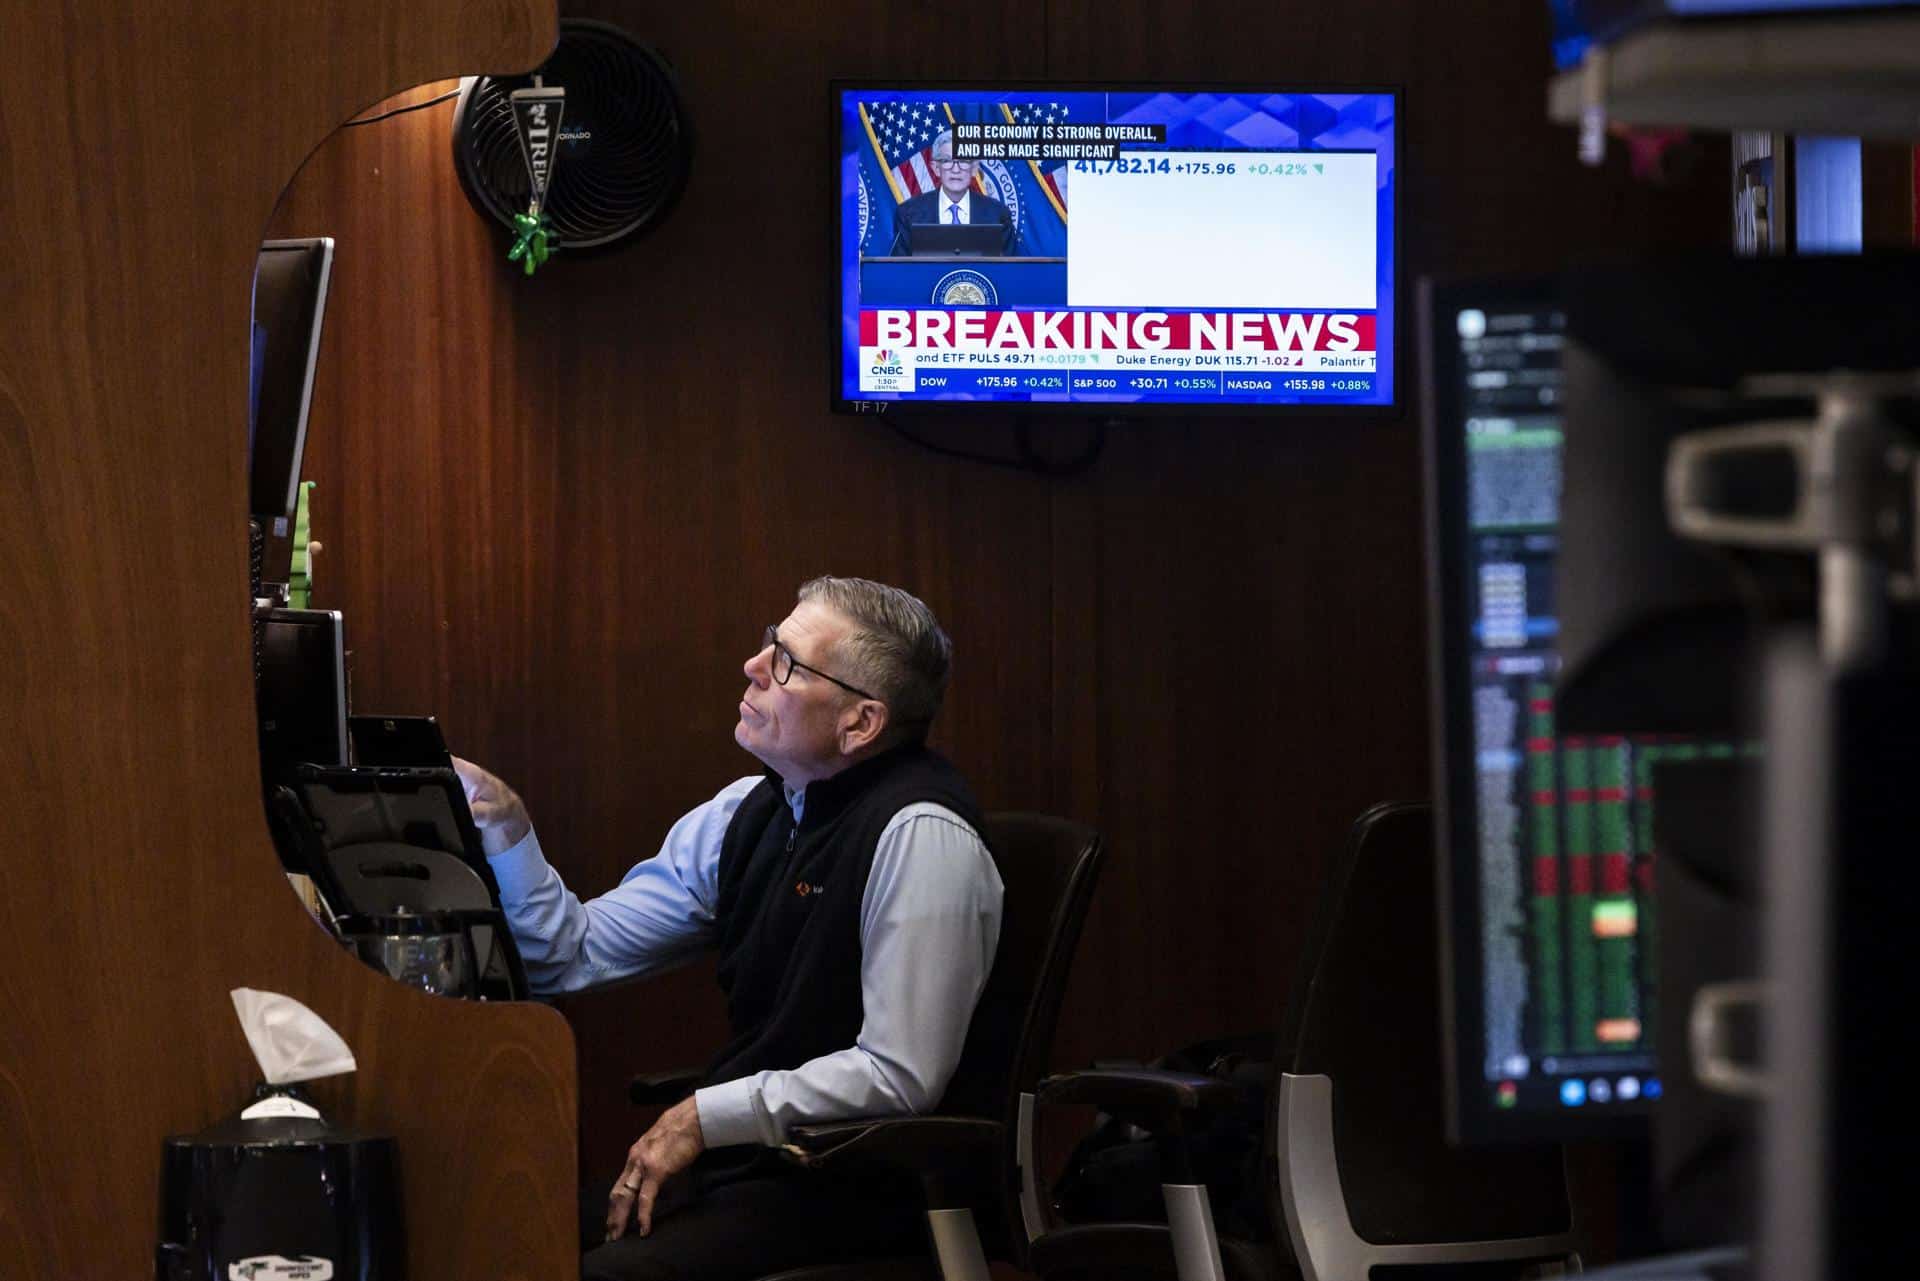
[484,777,751,993]
[694,1044,939,1148]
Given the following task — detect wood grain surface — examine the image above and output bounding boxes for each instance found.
[0,3,576,1279]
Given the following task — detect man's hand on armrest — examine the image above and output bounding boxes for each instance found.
[451,756,533,855]
[606,1096,707,1242]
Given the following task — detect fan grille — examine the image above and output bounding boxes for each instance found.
[453,20,691,250]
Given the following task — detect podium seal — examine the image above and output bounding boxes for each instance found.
[931,269,996,307]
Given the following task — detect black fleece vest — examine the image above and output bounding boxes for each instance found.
[703,744,982,1095]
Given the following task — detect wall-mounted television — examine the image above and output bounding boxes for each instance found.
[833,82,1398,414]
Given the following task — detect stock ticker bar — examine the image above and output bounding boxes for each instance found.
[894,368,1376,399]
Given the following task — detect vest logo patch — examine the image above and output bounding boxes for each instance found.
[794,880,826,898]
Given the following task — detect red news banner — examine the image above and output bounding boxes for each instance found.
[859,307,1377,374]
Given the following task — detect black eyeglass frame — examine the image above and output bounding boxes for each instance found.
[762,625,881,702]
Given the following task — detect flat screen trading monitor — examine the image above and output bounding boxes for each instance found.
[349,714,454,771]
[1422,277,1663,1144]
[834,83,1398,412]
[248,237,334,538]
[256,607,349,783]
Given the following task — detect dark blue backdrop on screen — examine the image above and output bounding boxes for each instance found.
[836,84,1398,412]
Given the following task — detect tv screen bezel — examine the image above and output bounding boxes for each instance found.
[830,79,1403,419]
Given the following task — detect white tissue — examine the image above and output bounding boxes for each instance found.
[230,988,358,1085]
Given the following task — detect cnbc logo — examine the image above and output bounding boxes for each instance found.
[862,347,914,393]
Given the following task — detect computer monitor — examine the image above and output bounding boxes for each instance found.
[899,221,1007,257]
[1423,258,1912,1124]
[248,237,334,539]
[1422,276,1663,1144]
[256,606,348,785]
[1427,260,1920,1261]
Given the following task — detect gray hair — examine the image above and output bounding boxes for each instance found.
[798,576,952,742]
[931,130,972,166]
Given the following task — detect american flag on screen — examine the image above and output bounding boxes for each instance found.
[860,100,977,200]
[1001,100,1071,221]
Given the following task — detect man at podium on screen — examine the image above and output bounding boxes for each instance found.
[889,129,1016,256]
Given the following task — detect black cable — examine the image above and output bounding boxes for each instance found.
[1015,416,1109,478]
[883,415,1046,474]
[884,413,1113,477]
[343,87,462,127]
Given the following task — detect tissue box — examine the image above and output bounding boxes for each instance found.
[157,1097,403,1281]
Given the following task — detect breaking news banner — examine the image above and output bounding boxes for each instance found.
[839,86,1397,407]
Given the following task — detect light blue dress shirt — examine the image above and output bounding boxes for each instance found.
[488,775,1003,1148]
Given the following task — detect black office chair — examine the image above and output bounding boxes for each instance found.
[630,811,1105,1281]
[1026,801,1579,1281]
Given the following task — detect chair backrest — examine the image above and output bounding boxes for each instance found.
[995,813,1105,1121]
[933,811,1102,1274]
[946,812,1104,1121]
[1271,801,1576,1279]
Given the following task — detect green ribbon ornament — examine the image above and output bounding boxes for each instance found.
[508,210,555,276]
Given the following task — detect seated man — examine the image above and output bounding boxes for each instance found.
[454,576,1002,1281]
[888,129,1017,256]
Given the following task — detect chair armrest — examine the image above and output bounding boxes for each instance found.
[1036,1067,1245,1122]
[1037,1069,1248,1190]
[781,1115,1001,1190]
[628,1068,702,1106]
[1173,1031,1273,1073]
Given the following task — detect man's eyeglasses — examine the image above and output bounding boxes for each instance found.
[930,156,974,170]
[762,626,880,701]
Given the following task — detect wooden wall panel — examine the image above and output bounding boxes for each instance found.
[0,4,578,1279]
[267,0,1729,1220]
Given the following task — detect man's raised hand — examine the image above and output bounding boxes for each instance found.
[449,756,533,855]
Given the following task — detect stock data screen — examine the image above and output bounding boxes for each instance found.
[836,86,1397,410]
[1436,288,1769,1140]
[1447,300,1685,1123]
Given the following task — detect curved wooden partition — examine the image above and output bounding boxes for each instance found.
[0,3,572,1278]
